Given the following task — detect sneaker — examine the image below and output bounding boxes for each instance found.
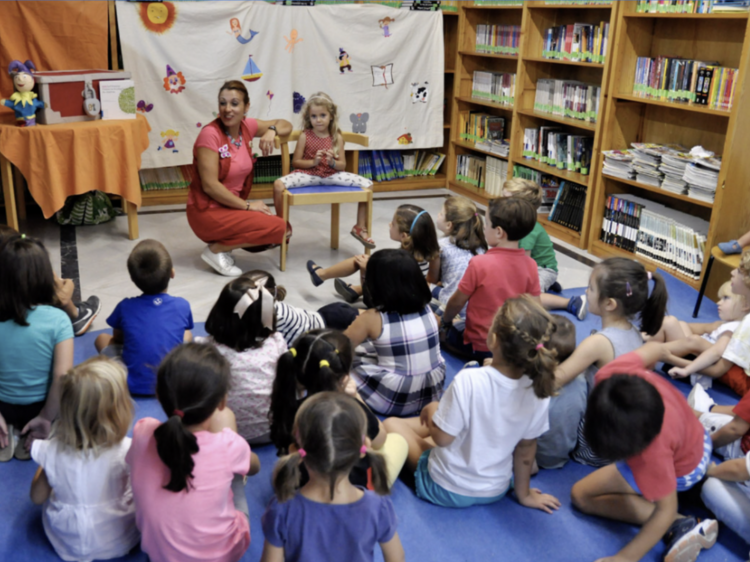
[548,281,563,294]
[567,295,588,321]
[201,247,241,277]
[0,425,14,462]
[12,427,30,461]
[71,296,101,336]
[334,278,360,304]
[688,384,715,413]
[664,517,718,562]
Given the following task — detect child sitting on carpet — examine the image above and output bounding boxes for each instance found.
[95,239,193,396]
[0,234,74,460]
[700,453,750,549]
[432,196,486,321]
[272,91,375,249]
[261,392,405,562]
[30,356,140,562]
[127,343,261,562]
[539,257,667,470]
[306,203,440,304]
[384,296,560,511]
[571,342,717,562]
[268,329,407,489]
[440,196,540,363]
[345,249,445,416]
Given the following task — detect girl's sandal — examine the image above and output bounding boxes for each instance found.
[350,225,376,250]
[307,260,325,287]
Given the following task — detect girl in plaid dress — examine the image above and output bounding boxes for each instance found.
[345,249,445,417]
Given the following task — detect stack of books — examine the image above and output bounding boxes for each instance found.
[139,165,194,191]
[523,127,593,175]
[475,24,521,56]
[359,150,445,181]
[602,150,635,180]
[513,165,562,213]
[471,71,516,107]
[630,143,678,187]
[456,154,486,190]
[534,79,601,123]
[542,22,609,64]
[600,193,708,279]
[485,156,510,197]
[458,111,507,154]
[547,181,588,232]
[683,158,721,202]
[633,57,739,111]
[636,0,750,12]
[659,150,692,195]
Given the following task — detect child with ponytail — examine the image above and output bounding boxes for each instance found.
[127,343,261,562]
[261,392,405,562]
[268,329,407,488]
[385,296,561,511]
[538,257,668,470]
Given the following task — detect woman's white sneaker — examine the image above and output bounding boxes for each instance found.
[201,247,241,276]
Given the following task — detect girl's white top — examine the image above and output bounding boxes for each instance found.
[31,437,139,562]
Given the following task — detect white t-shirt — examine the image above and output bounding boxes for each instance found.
[31,437,139,562]
[428,366,550,497]
[702,320,740,345]
[723,315,750,374]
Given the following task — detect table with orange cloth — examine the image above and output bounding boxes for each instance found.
[0,113,150,239]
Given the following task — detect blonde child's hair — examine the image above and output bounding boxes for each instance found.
[443,196,487,255]
[301,92,341,156]
[719,280,748,308]
[502,178,543,209]
[739,251,750,289]
[54,357,134,454]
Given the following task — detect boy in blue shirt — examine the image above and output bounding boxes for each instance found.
[95,240,193,395]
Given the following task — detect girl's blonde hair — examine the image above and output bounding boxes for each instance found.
[392,204,440,262]
[54,357,134,454]
[739,251,750,289]
[301,92,341,156]
[489,295,558,399]
[502,178,543,208]
[160,129,179,138]
[719,280,748,307]
[443,196,487,255]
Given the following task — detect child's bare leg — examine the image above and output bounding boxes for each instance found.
[540,294,572,310]
[95,334,113,353]
[649,315,692,342]
[315,256,361,281]
[383,417,435,473]
[699,358,734,379]
[664,335,711,358]
[356,201,368,230]
[739,229,750,248]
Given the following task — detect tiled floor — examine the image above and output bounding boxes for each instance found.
[20,189,597,332]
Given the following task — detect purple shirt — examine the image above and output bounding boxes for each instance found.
[262,489,397,562]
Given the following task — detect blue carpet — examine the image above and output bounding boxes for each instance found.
[1,270,747,561]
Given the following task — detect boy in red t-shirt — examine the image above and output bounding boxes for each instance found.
[441,197,540,363]
[571,343,717,562]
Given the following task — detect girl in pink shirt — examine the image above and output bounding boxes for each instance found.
[127,343,261,562]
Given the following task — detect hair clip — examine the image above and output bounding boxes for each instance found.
[319,359,330,368]
[289,347,297,357]
[625,282,633,297]
[298,448,307,458]
[410,210,428,235]
[173,409,184,419]
[535,343,544,350]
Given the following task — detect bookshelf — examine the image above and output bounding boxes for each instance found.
[447,0,618,249]
[587,1,750,290]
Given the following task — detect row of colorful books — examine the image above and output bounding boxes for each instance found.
[633,57,739,110]
[458,111,505,147]
[513,165,562,213]
[139,165,194,191]
[600,194,708,279]
[534,79,601,123]
[543,0,611,4]
[285,0,452,8]
[471,71,516,107]
[358,150,445,181]
[635,0,749,12]
[523,127,593,175]
[484,156,510,197]
[546,181,587,232]
[542,22,609,64]
[472,0,522,5]
[476,25,521,56]
[456,154,487,190]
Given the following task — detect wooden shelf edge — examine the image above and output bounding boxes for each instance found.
[456,96,515,112]
[448,179,493,205]
[523,55,605,68]
[624,12,749,19]
[458,50,519,61]
[453,140,510,160]
[512,157,591,186]
[516,108,599,131]
[371,175,447,192]
[613,94,733,117]
[601,174,714,209]
[538,214,583,246]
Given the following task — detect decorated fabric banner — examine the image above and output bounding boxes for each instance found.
[116,1,444,170]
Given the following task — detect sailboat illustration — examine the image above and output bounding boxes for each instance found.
[242,55,263,82]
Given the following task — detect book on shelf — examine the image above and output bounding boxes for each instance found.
[635,0,750,12]
[545,181,587,232]
[542,22,609,64]
[456,154,486,190]
[523,127,593,175]
[485,156,509,197]
[440,0,459,11]
[471,71,516,107]
[360,150,446,181]
[534,79,601,123]
[632,57,738,111]
[459,110,506,146]
[600,193,708,279]
[476,24,521,56]
[513,165,562,213]
[543,0,611,4]
[139,165,194,191]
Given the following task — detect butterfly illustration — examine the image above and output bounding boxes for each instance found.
[137,100,154,113]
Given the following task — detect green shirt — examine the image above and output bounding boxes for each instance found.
[519,222,558,271]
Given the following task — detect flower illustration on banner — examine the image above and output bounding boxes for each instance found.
[371,64,394,89]
[228,17,258,44]
[397,133,413,145]
[338,49,353,74]
[284,29,303,53]
[137,100,154,113]
[293,92,306,114]
[139,2,177,34]
[157,129,180,153]
[163,65,186,94]
[379,17,396,38]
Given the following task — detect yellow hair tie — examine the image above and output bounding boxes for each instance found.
[319,359,330,368]
[289,348,297,357]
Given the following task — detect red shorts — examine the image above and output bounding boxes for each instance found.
[718,364,750,397]
[187,204,285,247]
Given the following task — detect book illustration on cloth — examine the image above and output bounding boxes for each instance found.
[372,64,394,88]
[229,17,259,44]
[242,56,263,82]
[101,80,136,120]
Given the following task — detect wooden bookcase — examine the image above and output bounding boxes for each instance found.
[447,1,618,249]
[587,2,750,290]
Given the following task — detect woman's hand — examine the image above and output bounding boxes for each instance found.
[259,130,276,156]
[247,200,272,215]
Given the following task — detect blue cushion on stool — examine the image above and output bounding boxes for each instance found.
[287,185,365,194]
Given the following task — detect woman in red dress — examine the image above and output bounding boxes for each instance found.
[187,81,292,276]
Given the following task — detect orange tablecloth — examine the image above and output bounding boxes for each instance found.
[0,114,150,218]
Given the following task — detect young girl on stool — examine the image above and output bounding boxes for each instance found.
[272,92,375,249]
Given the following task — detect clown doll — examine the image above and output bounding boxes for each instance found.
[1,60,45,127]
